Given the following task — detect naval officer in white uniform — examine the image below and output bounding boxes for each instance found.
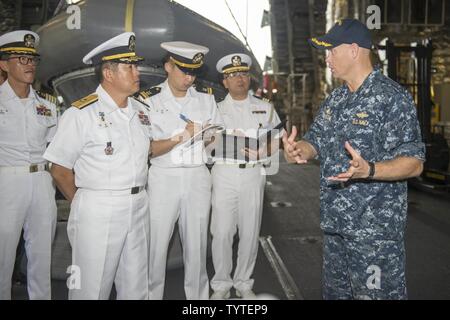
[210,53,282,299]
[138,41,222,300]
[0,30,58,300]
[44,32,151,300]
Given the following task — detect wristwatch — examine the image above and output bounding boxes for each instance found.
[367,161,375,180]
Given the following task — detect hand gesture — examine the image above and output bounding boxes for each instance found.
[282,126,307,164]
[242,145,266,161]
[327,141,370,182]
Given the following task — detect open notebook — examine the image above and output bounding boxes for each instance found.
[180,123,226,147]
[212,119,287,161]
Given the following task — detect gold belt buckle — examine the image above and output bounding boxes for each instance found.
[29,165,38,173]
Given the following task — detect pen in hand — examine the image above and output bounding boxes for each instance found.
[179,114,201,143]
[179,113,193,123]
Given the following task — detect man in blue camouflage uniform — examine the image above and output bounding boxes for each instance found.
[282,19,425,299]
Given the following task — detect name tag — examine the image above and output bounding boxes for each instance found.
[252,110,266,114]
[352,119,369,126]
[352,111,369,126]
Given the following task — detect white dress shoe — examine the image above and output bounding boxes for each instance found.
[236,289,257,299]
[210,290,231,300]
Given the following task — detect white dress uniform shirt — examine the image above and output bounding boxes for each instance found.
[0,80,57,166]
[44,85,151,189]
[145,80,223,167]
[214,93,281,165]
[44,84,152,300]
[0,80,57,300]
[144,80,222,300]
[210,92,282,296]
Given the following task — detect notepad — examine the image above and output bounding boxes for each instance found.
[181,123,226,147]
[212,119,287,161]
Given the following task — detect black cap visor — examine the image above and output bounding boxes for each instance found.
[175,64,202,76]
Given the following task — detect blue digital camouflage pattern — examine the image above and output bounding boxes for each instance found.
[304,69,425,240]
[322,233,407,300]
[303,69,425,299]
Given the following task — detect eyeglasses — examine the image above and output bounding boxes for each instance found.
[224,71,249,79]
[6,56,41,66]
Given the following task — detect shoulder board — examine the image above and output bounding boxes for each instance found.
[135,87,161,100]
[253,94,271,103]
[36,90,58,105]
[195,85,214,95]
[72,94,98,109]
[132,96,151,111]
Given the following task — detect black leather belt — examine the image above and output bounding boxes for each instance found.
[130,186,144,194]
[238,163,258,169]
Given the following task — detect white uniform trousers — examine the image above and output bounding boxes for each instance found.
[0,170,56,300]
[210,165,266,292]
[67,188,150,300]
[147,165,211,300]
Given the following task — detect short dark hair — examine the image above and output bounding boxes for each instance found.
[94,61,119,83]
[162,54,171,65]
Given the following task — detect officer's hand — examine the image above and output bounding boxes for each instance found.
[282,126,307,164]
[243,137,280,160]
[242,146,265,161]
[203,132,216,146]
[184,121,202,138]
[327,141,370,182]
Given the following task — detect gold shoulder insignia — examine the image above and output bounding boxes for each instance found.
[132,96,151,111]
[195,85,214,95]
[135,87,161,100]
[72,94,98,109]
[253,94,271,103]
[36,90,58,105]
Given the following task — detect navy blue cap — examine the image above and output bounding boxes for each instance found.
[309,18,372,50]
